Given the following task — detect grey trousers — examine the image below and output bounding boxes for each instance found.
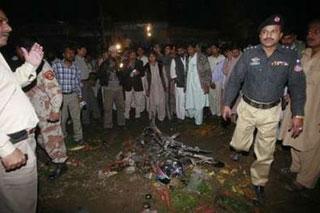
[61,93,83,141]
[102,86,125,128]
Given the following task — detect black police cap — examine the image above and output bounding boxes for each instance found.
[258,14,284,32]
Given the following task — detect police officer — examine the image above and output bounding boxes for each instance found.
[0,8,44,213]
[223,14,306,204]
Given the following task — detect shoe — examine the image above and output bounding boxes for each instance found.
[253,185,265,205]
[48,163,68,181]
[230,152,241,161]
[75,139,85,145]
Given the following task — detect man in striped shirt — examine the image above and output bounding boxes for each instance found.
[53,46,83,144]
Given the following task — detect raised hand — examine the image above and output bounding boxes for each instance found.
[21,43,44,67]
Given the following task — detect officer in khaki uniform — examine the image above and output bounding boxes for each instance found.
[0,9,44,213]
[223,14,306,203]
[24,57,68,180]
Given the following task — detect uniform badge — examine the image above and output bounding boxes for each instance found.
[294,59,303,72]
[250,57,260,65]
[294,65,303,72]
[271,61,289,66]
[44,70,55,80]
[274,16,280,22]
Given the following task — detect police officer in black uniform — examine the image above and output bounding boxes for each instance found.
[223,14,306,204]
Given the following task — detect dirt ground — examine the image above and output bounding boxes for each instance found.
[37,112,320,213]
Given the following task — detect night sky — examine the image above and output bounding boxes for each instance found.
[1,0,319,39]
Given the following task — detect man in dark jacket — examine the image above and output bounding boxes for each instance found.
[122,50,145,119]
[97,45,125,129]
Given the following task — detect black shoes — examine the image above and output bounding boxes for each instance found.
[75,139,85,145]
[230,152,241,161]
[253,185,265,205]
[48,163,68,181]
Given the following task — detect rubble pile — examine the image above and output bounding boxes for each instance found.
[99,126,225,182]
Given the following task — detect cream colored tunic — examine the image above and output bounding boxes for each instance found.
[283,48,320,151]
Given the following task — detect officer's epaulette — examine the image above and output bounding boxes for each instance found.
[244,45,258,52]
[280,45,296,52]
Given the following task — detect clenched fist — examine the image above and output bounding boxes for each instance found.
[1,148,27,172]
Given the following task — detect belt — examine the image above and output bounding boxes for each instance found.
[242,95,280,109]
[8,128,36,144]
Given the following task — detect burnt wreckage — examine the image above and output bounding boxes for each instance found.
[103,127,225,183]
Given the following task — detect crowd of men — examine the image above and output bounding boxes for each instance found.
[1,7,320,212]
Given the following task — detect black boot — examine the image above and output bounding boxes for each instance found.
[230,151,241,161]
[48,163,68,181]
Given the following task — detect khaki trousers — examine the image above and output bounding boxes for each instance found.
[290,145,320,188]
[61,93,83,141]
[0,134,37,213]
[230,99,281,186]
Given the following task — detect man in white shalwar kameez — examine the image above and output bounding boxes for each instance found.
[185,45,211,125]
[208,44,225,116]
[170,46,187,120]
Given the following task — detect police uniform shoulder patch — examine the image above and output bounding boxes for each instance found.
[294,59,303,72]
[43,70,55,80]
